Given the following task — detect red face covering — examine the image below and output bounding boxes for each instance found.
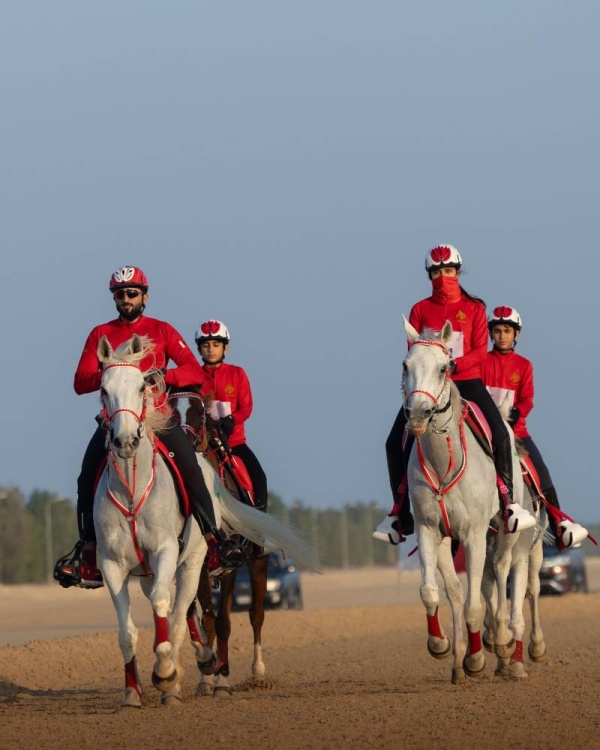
[431,274,461,303]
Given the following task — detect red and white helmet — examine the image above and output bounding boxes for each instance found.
[109,266,149,292]
[425,245,463,275]
[194,320,230,343]
[488,305,522,331]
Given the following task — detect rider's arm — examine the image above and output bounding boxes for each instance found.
[231,367,253,425]
[74,330,103,394]
[451,302,488,375]
[161,323,206,388]
[515,359,534,419]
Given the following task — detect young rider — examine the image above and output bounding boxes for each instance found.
[194,321,268,511]
[482,306,588,549]
[373,245,536,545]
[56,267,242,588]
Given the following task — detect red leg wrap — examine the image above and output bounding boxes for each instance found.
[187,615,202,644]
[426,608,444,639]
[153,614,169,650]
[511,640,523,664]
[125,656,142,696]
[467,628,482,656]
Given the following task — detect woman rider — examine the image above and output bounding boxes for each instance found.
[373,245,536,544]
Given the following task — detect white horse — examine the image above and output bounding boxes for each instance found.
[481,396,547,678]
[95,335,318,708]
[94,334,206,708]
[402,319,514,684]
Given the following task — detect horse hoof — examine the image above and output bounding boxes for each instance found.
[463,655,486,678]
[197,654,217,676]
[511,663,528,679]
[120,688,142,709]
[451,667,466,685]
[161,694,182,707]
[483,632,495,653]
[528,643,548,663]
[427,637,451,660]
[213,686,233,698]
[195,683,214,697]
[152,669,178,690]
[494,639,515,660]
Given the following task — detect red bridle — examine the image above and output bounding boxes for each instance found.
[402,339,452,412]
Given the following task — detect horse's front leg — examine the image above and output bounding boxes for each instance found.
[146,545,179,693]
[101,559,142,708]
[193,564,217,697]
[462,531,488,678]
[418,529,454,676]
[481,538,499,654]
[248,554,268,680]
[436,537,466,684]
[526,539,547,664]
[503,554,529,679]
[213,571,236,696]
[492,531,516,660]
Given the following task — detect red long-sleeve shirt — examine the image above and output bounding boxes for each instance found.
[481,348,534,439]
[408,294,488,381]
[199,362,253,447]
[74,315,204,395]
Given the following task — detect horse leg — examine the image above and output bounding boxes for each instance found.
[102,560,142,708]
[436,538,465,683]
[491,530,516,660]
[248,554,268,680]
[213,571,236,696]
[526,540,547,663]
[462,533,488,678]
[481,537,498,654]
[194,564,217,697]
[161,545,204,706]
[503,554,529,679]
[417,531,455,679]
[146,548,179,695]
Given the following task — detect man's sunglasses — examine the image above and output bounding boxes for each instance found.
[113,289,142,300]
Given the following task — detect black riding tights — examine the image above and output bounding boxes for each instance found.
[231,443,268,511]
[77,419,218,542]
[385,378,514,507]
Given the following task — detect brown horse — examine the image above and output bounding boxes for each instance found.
[169,388,273,695]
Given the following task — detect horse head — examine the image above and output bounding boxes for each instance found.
[168,386,208,452]
[98,334,162,459]
[402,317,454,437]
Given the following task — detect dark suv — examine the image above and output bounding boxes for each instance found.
[212,552,304,611]
[539,542,588,595]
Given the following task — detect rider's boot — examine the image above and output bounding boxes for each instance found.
[54,540,104,589]
[205,532,245,578]
[495,444,536,534]
[542,487,589,551]
[373,477,415,544]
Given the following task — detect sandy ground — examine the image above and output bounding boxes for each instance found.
[1,562,599,750]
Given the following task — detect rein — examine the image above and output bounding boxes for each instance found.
[404,338,466,537]
[101,362,156,576]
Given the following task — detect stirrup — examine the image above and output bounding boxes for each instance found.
[373,515,402,545]
[557,521,588,550]
[54,541,84,588]
[504,503,536,534]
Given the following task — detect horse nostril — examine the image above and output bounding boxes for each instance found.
[113,436,122,449]
[132,437,140,449]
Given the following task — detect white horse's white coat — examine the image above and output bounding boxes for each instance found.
[402,319,510,684]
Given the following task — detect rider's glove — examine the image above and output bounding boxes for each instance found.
[218,415,235,437]
[144,368,167,387]
[448,359,457,375]
[507,407,521,426]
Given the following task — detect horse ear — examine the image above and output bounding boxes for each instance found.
[98,336,114,363]
[403,315,419,343]
[130,334,143,354]
[440,320,453,344]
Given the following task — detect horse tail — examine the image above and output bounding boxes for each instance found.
[218,493,320,573]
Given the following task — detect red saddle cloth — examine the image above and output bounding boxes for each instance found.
[94,440,191,519]
[463,400,493,452]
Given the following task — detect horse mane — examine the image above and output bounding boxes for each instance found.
[107,335,172,435]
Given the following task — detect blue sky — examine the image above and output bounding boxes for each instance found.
[1,1,599,523]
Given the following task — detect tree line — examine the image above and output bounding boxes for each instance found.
[0,486,397,584]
